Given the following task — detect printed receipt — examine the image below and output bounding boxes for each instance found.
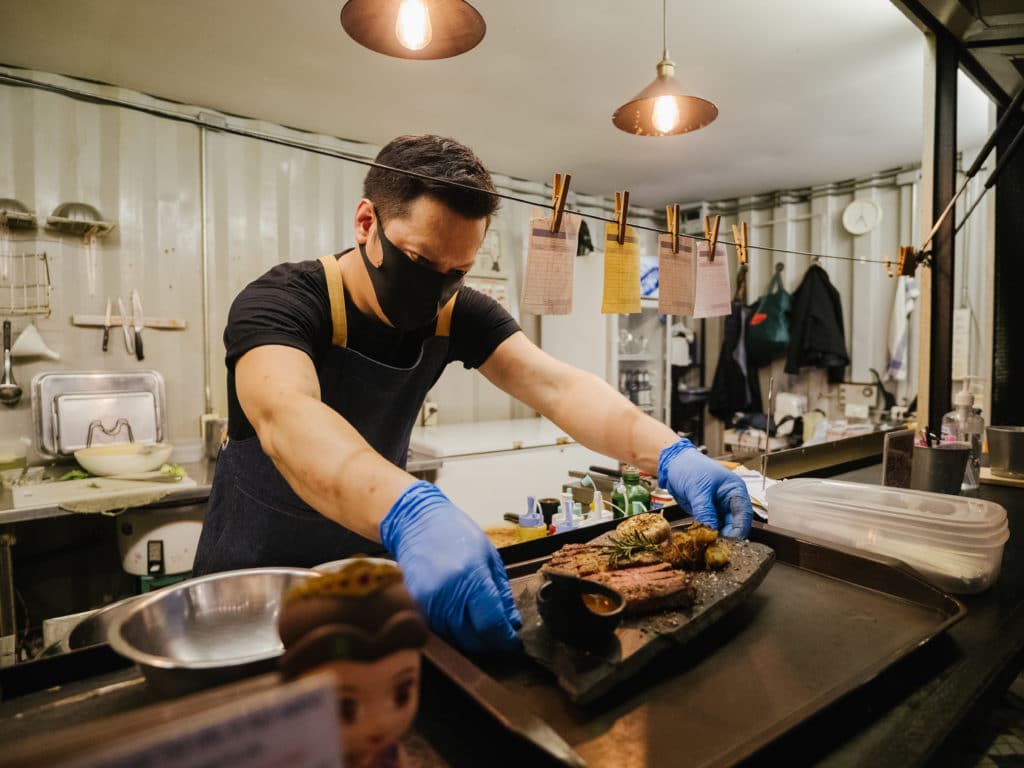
[693,241,732,318]
[601,223,641,314]
[521,215,577,315]
[658,234,695,316]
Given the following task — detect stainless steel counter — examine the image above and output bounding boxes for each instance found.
[0,460,218,525]
[0,451,443,525]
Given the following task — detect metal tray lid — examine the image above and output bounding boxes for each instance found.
[53,391,158,454]
[31,370,166,458]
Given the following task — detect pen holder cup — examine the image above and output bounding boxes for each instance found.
[910,443,969,495]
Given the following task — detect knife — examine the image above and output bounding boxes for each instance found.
[116,297,134,356]
[422,634,586,767]
[131,289,144,361]
[102,299,111,352]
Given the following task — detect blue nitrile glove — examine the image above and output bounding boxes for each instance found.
[381,481,522,654]
[658,438,753,539]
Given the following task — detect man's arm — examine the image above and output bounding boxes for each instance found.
[478,332,678,474]
[235,342,522,651]
[479,331,752,538]
[234,344,413,541]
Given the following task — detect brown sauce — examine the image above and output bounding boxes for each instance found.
[582,593,618,614]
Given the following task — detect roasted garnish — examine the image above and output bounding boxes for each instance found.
[614,512,672,545]
[601,530,661,569]
[659,525,728,570]
[704,540,731,569]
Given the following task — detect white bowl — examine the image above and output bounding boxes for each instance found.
[74,442,174,476]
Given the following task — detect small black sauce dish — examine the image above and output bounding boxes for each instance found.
[536,572,625,649]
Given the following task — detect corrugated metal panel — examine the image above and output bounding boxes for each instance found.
[0,68,993,462]
[0,82,203,453]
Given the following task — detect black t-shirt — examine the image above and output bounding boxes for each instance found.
[224,253,520,439]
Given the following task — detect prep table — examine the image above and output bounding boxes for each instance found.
[410,417,615,527]
[1,466,1023,767]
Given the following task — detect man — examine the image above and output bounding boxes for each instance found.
[194,134,752,653]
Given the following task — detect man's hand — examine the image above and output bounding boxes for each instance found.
[658,439,752,539]
[381,481,522,653]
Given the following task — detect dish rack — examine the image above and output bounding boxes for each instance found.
[0,251,52,317]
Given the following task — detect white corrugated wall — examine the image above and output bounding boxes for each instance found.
[0,68,993,461]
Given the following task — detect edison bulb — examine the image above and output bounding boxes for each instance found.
[652,95,680,134]
[396,0,432,51]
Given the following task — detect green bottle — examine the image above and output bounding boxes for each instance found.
[611,482,627,519]
[620,467,651,517]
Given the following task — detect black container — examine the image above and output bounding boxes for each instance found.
[536,573,625,649]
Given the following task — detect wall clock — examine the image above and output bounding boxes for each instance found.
[842,199,882,236]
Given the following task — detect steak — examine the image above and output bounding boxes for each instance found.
[592,564,695,616]
[542,547,695,616]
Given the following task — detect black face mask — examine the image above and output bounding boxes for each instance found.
[359,210,464,330]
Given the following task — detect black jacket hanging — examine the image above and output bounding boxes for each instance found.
[784,264,849,383]
[710,298,763,422]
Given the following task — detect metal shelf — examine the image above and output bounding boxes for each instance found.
[618,353,656,362]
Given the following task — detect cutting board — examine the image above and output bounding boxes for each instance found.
[12,476,197,511]
[980,467,1024,489]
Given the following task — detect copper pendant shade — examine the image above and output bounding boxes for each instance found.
[613,1,718,137]
[340,0,486,60]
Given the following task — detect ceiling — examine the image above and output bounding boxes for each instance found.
[0,0,993,206]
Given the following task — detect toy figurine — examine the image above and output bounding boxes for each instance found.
[279,559,429,768]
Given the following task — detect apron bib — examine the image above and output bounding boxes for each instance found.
[193,255,456,573]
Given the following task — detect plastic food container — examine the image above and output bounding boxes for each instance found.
[766,478,1008,594]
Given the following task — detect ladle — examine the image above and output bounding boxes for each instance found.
[0,320,22,407]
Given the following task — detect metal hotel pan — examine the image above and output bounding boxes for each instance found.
[420,524,965,768]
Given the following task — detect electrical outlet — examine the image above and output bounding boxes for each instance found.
[422,401,439,427]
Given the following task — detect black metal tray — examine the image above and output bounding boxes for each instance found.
[427,523,966,768]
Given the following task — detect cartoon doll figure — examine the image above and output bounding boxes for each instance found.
[278,559,429,768]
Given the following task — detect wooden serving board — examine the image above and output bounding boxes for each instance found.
[513,534,775,704]
[980,467,1024,488]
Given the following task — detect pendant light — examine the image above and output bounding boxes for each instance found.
[340,0,486,60]
[612,0,718,137]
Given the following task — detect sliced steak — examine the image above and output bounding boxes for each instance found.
[544,543,608,577]
[591,564,695,616]
[542,547,695,616]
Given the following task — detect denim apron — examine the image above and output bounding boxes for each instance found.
[193,255,456,573]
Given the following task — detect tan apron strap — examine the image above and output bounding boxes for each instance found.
[435,292,458,337]
[319,255,348,348]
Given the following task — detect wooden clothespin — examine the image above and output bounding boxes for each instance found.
[704,214,721,262]
[884,253,894,278]
[665,204,680,253]
[731,221,749,266]
[897,245,918,277]
[550,173,572,234]
[614,190,630,245]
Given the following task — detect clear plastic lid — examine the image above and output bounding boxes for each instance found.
[767,479,1008,532]
[779,500,1009,551]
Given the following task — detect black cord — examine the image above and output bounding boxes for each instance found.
[0,69,894,268]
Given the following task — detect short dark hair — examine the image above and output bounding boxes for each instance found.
[364,134,499,222]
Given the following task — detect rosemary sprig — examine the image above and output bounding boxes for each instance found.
[601,530,660,568]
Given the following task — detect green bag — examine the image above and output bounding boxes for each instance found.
[747,271,791,368]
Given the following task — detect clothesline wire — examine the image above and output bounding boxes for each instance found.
[1,70,894,269]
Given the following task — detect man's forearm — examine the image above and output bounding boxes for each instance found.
[545,368,679,476]
[251,393,414,541]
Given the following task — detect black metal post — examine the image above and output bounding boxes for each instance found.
[992,106,1024,425]
[927,35,958,433]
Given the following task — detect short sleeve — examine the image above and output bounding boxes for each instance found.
[448,285,521,369]
[224,260,331,368]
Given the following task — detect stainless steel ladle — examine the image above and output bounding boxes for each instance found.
[0,320,22,407]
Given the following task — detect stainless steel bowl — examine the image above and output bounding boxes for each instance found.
[988,426,1024,479]
[108,567,321,697]
[64,594,144,653]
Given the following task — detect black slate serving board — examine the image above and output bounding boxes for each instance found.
[514,535,775,704]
